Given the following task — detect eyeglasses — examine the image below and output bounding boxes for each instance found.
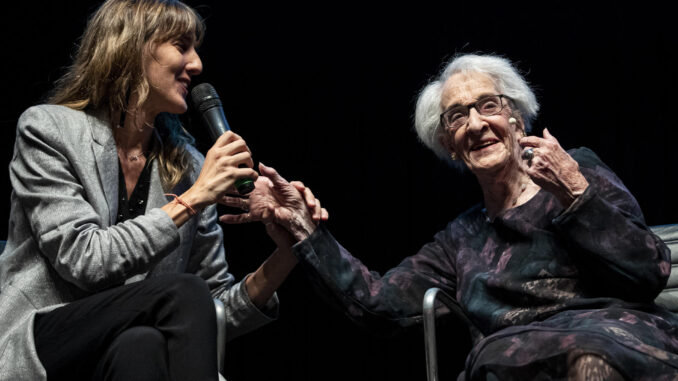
[440,94,510,132]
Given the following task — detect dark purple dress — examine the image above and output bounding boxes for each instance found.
[293,148,678,380]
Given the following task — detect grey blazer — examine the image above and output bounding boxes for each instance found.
[0,105,277,380]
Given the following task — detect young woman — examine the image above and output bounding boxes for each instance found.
[0,1,307,379]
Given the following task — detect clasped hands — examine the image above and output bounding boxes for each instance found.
[219,163,328,248]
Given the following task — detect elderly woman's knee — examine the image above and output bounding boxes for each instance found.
[567,354,625,381]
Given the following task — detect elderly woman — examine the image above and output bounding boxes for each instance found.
[0,1,309,380]
[225,54,678,380]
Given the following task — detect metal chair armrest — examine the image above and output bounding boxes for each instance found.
[423,287,457,381]
[214,298,226,375]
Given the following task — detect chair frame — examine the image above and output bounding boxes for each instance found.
[423,287,455,381]
[214,298,226,375]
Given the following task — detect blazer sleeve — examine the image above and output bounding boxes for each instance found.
[185,196,279,341]
[10,106,181,292]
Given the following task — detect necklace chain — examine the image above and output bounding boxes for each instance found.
[118,148,148,162]
[127,151,146,161]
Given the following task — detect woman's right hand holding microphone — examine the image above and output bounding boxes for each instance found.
[163,131,257,226]
[184,131,258,210]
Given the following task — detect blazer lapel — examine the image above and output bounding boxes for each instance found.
[146,158,196,275]
[88,112,119,226]
[147,128,192,212]
[147,160,168,211]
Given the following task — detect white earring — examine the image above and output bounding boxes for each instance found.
[508,117,517,124]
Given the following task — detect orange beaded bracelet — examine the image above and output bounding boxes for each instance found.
[164,193,197,216]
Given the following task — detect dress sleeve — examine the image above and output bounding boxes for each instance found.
[552,147,671,301]
[292,224,457,335]
[185,201,279,341]
[10,106,181,292]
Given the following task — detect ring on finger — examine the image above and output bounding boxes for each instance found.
[522,148,534,161]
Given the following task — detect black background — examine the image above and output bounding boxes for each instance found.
[1,2,677,380]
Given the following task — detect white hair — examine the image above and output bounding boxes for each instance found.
[414,54,539,166]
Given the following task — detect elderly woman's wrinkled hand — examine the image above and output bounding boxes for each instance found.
[219,163,327,245]
[519,128,589,208]
[289,180,329,223]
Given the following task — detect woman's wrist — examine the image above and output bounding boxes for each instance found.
[288,215,317,242]
[161,187,210,227]
[180,186,211,211]
[556,175,589,208]
[245,247,299,308]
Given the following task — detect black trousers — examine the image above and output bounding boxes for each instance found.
[34,273,218,381]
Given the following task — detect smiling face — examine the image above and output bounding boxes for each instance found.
[439,71,524,176]
[143,35,203,115]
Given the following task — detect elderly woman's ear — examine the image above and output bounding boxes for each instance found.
[509,115,526,137]
[438,133,457,160]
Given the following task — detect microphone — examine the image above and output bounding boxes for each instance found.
[191,83,255,195]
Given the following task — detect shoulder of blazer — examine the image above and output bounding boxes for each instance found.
[18,104,113,148]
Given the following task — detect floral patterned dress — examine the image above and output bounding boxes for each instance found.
[293,147,678,380]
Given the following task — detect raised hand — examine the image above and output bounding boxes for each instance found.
[519,128,589,207]
[220,163,328,244]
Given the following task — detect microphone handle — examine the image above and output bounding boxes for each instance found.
[201,107,255,195]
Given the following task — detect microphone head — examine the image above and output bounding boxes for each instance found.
[191,83,222,113]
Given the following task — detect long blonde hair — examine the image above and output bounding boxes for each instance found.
[49,0,204,190]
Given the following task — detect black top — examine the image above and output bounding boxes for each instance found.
[116,158,153,223]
